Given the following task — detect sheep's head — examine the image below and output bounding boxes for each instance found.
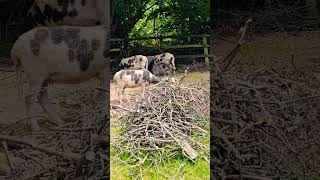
[135,55,148,62]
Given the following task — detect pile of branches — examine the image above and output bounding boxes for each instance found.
[111,79,210,165]
[211,59,320,179]
[0,86,109,179]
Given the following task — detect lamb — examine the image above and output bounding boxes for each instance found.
[118,55,148,70]
[11,25,111,131]
[147,52,176,75]
[113,69,161,103]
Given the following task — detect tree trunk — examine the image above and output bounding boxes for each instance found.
[210,0,216,57]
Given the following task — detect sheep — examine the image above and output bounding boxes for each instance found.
[113,69,161,103]
[11,25,111,131]
[19,0,108,34]
[147,52,176,75]
[118,55,148,70]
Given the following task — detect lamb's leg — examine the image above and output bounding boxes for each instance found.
[38,82,64,126]
[141,84,146,99]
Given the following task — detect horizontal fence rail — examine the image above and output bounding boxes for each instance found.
[0,25,212,66]
[110,34,211,65]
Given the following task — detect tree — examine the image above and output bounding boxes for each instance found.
[113,0,210,39]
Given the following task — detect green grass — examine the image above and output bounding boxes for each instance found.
[214,31,320,66]
[110,130,210,180]
[110,120,210,179]
[173,71,210,83]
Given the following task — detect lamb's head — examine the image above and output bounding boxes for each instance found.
[162,77,177,83]
[134,55,148,69]
[172,67,176,75]
[151,75,161,84]
[168,77,177,83]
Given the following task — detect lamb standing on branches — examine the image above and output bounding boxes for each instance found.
[113,69,161,103]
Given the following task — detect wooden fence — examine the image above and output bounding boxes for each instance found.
[0,23,19,41]
[109,34,211,65]
[0,29,213,67]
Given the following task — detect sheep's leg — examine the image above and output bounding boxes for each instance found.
[119,86,127,104]
[99,70,109,120]
[95,71,108,114]
[121,88,126,104]
[117,86,123,104]
[24,92,40,132]
[38,82,64,126]
[123,88,131,102]
[25,81,43,132]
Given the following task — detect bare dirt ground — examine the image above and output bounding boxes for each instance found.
[0,72,25,125]
[215,31,320,66]
[0,71,141,128]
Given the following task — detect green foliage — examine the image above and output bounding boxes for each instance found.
[113,0,210,48]
[129,0,209,39]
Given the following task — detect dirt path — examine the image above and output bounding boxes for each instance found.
[215,31,320,66]
[0,72,138,127]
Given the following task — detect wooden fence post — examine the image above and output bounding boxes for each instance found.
[203,36,209,65]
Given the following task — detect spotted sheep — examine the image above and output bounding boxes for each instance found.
[113,69,161,103]
[20,0,107,34]
[118,55,149,70]
[147,52,176,74]
[11,25,110,131]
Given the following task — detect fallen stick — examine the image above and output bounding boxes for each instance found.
[2,141,13,175]
[111,104,139,113]
[21,151,46,170]
[0,68,15,72]
[224,174,273,180]
[95,87,109,92]
[0,135,81,161]
[281,94,320,104]
[0,74,15,80]
[48,126,95,132]
[172,162,185,179]
[0,115,47,132]
[162,123,198,160]
[220,18,253,72]
[177,66,190,87]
